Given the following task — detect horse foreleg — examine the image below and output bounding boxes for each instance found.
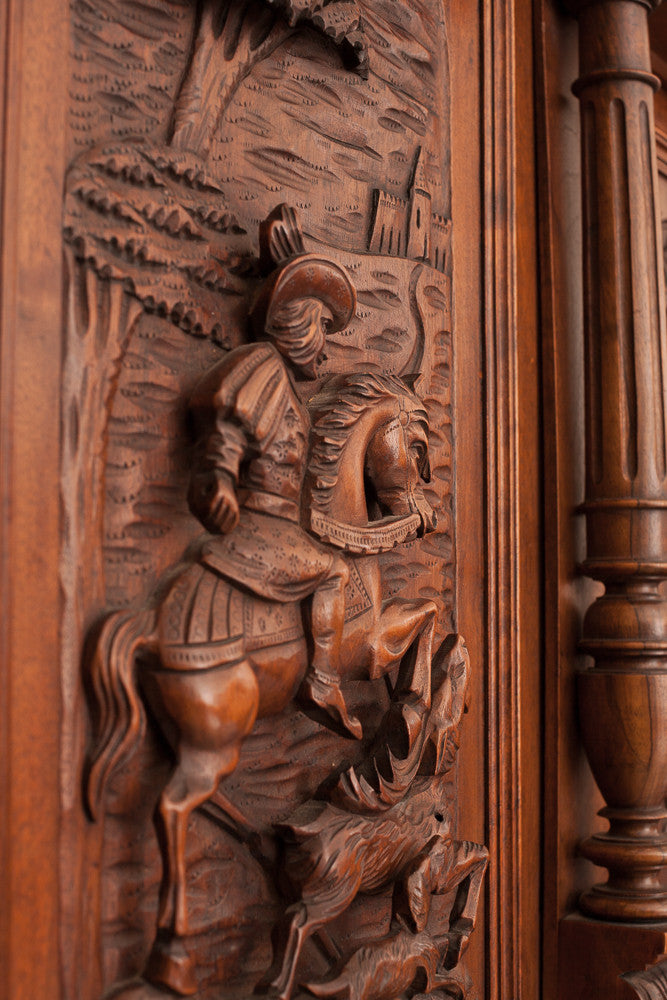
[370,599,437,752]
[370,599,437,682]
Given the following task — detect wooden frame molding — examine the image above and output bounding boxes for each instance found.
[483,0,522,995]
[0,0,69,995]
[482,0,541,996]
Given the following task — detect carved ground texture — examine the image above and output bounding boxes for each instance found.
[65,1,456,996]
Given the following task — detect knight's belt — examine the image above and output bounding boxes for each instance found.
[240,489,300,522]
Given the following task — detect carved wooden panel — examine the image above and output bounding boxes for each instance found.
[57,4,487,1000]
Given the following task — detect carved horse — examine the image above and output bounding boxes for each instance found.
[264,636,489,1000]
[85,373,440,996]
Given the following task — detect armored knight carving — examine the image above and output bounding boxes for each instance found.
[83,205,466,999]
[185,206,363,738]
[62,2,483,996]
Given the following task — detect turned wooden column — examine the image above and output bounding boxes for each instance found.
[568,0,667,920]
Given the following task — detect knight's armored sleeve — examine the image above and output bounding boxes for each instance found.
[189,342,289,486]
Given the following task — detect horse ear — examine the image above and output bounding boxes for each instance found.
[421,453,431,483]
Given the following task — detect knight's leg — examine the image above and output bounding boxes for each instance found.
[300,557,361,739]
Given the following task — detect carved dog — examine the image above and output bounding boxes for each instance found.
[263,638,488,1000]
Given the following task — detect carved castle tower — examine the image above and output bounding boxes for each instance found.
[406,148,431,260]
[368,147,450,272]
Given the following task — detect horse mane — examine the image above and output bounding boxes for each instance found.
[307,372,428,512]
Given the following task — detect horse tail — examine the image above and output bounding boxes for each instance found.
[85,607,155,821]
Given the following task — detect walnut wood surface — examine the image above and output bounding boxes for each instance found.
[58,4,493,1000]
[558,917,667,1000]
[0,0,555,998]
[567,0,667,922]
[623,958,667,999]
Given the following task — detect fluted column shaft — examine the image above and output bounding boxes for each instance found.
[569,0,667,921]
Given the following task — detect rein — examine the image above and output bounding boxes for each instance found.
[310,510,421,554]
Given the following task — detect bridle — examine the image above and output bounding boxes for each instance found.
[309,404,425,554]
[310,508,422,554]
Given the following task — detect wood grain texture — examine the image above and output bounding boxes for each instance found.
[0,1,69,997]
[533,6,617,997]
[58,3,474,999]
[481,0,542,996]
[0,1,556,997]
[567,0,667,924]
[623,957,667,999]
[559,917,667,1000]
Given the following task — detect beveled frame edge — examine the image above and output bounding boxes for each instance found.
[481,1,544,997]
[482,0,521,995]
[0,1,70,998]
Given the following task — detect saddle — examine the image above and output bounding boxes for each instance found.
[157,559,303,671]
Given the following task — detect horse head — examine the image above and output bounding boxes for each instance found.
[363,382,436,536]
[307,372,436,549]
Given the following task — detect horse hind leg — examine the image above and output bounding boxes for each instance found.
[145,742,245,996]
[142,658,260,996]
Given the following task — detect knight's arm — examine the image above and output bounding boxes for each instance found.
[189,343,287,484]
[189,383,247,488]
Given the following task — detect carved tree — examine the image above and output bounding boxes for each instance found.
[169,0,368,155]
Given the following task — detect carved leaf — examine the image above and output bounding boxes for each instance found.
[64,141,255,343]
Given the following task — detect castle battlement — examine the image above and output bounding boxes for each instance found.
[375,190,407,210]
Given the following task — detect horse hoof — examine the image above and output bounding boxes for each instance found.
[144,936,198,996]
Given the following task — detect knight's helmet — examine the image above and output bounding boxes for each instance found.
[249,205,357,362]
